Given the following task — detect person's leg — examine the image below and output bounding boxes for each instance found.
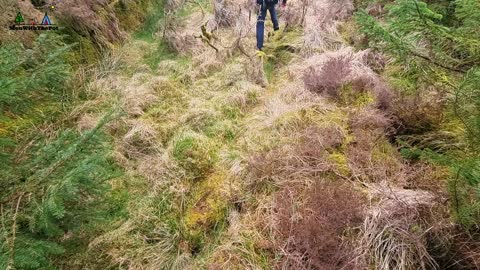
[268,4,279,31]
[256,5,268,50]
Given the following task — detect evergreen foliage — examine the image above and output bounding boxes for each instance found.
[0,33,73,186]
[0,113,120,269]
[0,33,72,113]
[356,0,480,227]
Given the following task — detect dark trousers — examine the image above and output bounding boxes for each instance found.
[256,3,279,50]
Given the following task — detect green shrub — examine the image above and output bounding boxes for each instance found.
[356,0,480,227]
[0,33,71,113]
[0,113,120,269]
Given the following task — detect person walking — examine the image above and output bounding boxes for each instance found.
[256,0,287,51]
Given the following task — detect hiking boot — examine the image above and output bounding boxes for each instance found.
[256,50,267,59]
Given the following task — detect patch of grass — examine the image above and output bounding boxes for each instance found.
[264,60,274,81]
[176,0,211,18]
[61,32,99,66]
[203,232,274,269]
[134,0,166,41]
[115,0,152,32]
[143,40,177,70]
[205,120,238,142]
[220,105,243,120]
[171,131,219,179]
[262,27,303,74]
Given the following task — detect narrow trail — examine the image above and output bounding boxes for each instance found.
[81,1,442,268]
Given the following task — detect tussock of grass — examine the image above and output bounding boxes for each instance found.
[88,191,191,270]
[356,185,439,270]
[170,131,219,180]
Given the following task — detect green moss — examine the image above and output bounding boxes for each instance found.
[339,84,375,107]
[274,109,308,130]
[61,31,99,66]
[115,0,152,32]
[76,36,99,65]
[339,19,359,46]
[261,27,303,80]
[0,101,62,138]
[371,138,403,174]
[183,170,229,249]
[320,108,350,131]
[328,152,351,176]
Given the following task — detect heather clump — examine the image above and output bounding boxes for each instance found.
[301,48,393,109]
[274,181,365,269]
[247,125,346,190]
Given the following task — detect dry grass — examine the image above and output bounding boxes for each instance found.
[137,154,185,187]
[76,113,101,132]
[346,132,406,184]
[88,203,192,270]
[123,119,159,149]
[57,0,126,48]
[246,80,330,133]
[343,105,407,185]
[301,0,354,51]
[282,0,310,28]
[356,184,439,270]
[224,81,263,112]
[121,74,159,116]
[213,0,241,28]
[164,11,206,55]
[165,0,184,11]
[191,49,224,78]
[245,57,269,88]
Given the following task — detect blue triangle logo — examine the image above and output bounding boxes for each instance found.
[41,13,52,25]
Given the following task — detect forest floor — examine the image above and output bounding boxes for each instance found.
[66,1,448,269]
